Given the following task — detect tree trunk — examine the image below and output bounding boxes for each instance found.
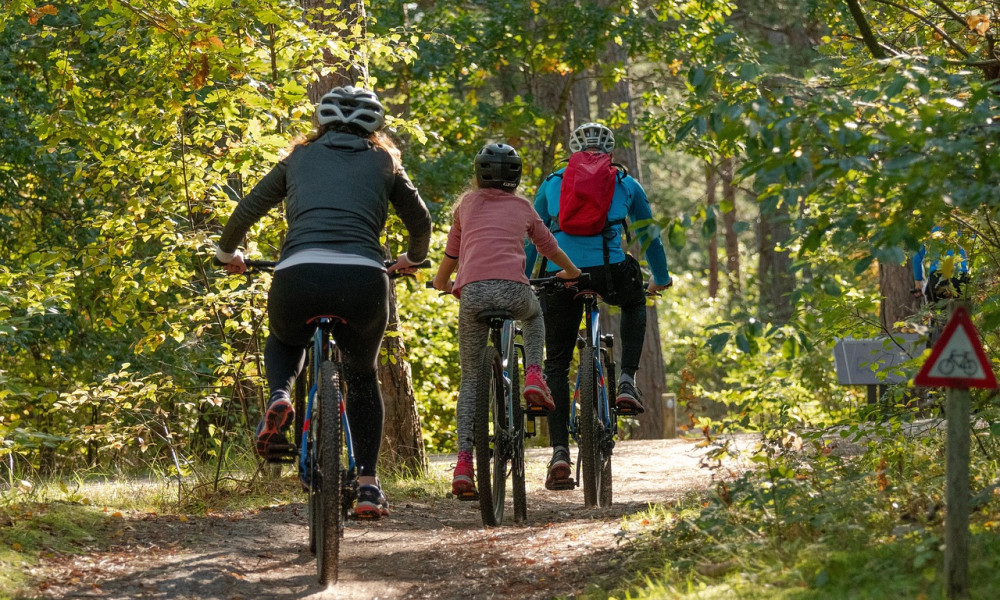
[302,0,426,472]
[571,76,592,128]
[757,202,794,325]
[879,260,919,331]
[377,284,427,473]
[720,157,741,301]
[706,161,719,299]
[597,38,666,440]
[301,0,367,101]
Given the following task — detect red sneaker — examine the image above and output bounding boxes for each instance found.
[523,365,555,412]
[255,396,293,457]
[452,452,477,500]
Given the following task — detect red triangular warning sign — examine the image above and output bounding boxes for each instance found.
[914,306,997,389]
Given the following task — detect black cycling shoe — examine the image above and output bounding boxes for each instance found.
[615,381,645,415]
[354,484,390,519]
[545,446,574,491]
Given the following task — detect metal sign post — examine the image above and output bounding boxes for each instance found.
[913,304,997,599]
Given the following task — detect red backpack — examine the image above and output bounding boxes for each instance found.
[557,152,618,236]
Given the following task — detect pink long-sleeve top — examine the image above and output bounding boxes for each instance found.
[445,188,561,295]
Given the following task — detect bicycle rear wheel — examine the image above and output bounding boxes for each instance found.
[510,351,527,523]
[315,360,342,585]
[475,345,506,526]
[578,347,601,508]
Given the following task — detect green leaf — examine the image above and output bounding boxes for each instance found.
[707,332,730,354]
[667,221,686,250]
[735,333,750,353]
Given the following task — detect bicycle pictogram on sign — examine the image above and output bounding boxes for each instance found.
[913,306,997,389]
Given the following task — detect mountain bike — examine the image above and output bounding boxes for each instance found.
[532,274,616,507]
[228,257,427,585]
[426,282,530,526]
[533,274,661,508]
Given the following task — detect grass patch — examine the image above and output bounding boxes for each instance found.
[575,425,1000,599]
[0,498,113,598]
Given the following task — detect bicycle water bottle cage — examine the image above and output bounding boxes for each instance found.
[476,309,514,325]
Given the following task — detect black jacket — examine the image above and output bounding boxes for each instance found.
[219,131,431,264]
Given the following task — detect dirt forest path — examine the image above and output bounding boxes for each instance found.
[30,437,754,600]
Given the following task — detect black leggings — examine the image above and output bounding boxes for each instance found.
[541,255,647,448]
[266,263,389,478]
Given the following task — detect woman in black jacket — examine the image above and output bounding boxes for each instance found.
[215,86,432,519]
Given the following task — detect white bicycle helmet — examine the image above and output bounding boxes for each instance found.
[569,122,615,153]
[315,85,386,133]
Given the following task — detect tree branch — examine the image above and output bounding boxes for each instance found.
[844,0,888,59]
[871,0,970,58]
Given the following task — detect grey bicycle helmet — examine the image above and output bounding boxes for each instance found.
[474,143,522,191]
[569,122,615,153]
[315,85,386,133]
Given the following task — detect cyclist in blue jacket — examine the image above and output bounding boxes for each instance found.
[215,85,432,519]
[913,227,970,304]
[525,122,671,490]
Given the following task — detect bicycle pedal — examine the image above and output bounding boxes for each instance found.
[615,407,641,417]
[524,405,549,417]
[455,490,479,501]
[546,477,575,491]
[263,442,297,464]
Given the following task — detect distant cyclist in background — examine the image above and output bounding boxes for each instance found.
[525,122,671,491]
[215,85,432,519]
[433,142,581,498]
[913,226,970,304]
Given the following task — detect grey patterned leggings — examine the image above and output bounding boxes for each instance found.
[456,280,544,453]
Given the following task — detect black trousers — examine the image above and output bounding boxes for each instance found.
[266,263,389,477]
[925,271,970,304]
[541,255,646,448]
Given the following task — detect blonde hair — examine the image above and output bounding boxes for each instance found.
[288,124,402,171]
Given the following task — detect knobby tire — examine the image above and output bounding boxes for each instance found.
[599,352,615,508]
[316,361,342,585]
[510,350,527,523]
[475,346,505,526]
[578,347,601,508]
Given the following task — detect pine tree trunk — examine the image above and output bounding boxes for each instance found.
[720,157,741,301]
[301,0,426,472]
[597,38,665,440]
[377,284,427,473]
[758,203,794,325]
[880,260,919,331]
[706,161,719,299]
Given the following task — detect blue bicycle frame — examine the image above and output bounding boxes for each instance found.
[570,301,614,438]
[298,319,356,484]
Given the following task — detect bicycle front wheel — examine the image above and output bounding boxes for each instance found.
[315,360,342,585]
[475,345,506,526]
[578,348,601,508]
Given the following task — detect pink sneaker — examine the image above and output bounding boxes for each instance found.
[452,451,477,500]
[523,365,555,412]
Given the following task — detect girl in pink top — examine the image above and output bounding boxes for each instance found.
[433,143,580,498]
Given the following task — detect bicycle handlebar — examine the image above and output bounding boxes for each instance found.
[214,257,431,278]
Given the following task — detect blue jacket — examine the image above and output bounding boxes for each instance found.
[524,166,670,285]
[913,228,968,281]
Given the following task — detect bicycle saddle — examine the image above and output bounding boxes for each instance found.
[476,309,514,323]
